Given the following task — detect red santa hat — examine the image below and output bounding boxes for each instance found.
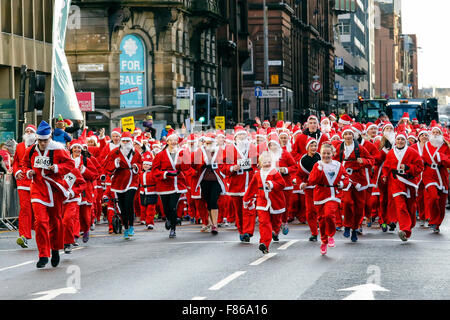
[111,127,122,137]
[142,151,153,165]
[408,132,417,141]
[329,113,337,121]
[341,125,354,136]
[276,121,285,130]
[187,133,196,143]
[134,127,142,134]
[166,129,179,141]
[279,129,290,137]
[234,125,247,138]
[396,131,408,141]
[339,114,352,125]
[320,116,329,124]
[216,130,225,138]
[330,130,341,140]
[430,123,443,135]
[121,131,133,141]
[133,135,143,146]
[268,134,281,148]
[382,122,394,132]
[292,125,302,137]
[256,128,266,139]
[352,123,364,135]
[69,139,83,150]
[86,131,98,143]
[412,118,419,123]
[401,112,410,121]
[307,115,319,122]
[203,132,216,142]
[64,119,73,127]
[25,124,37,133]
[417,128,429,138]
[365,122,377,132]
[267,127,278,138]
[305,137,317,150]
[263,120,270,125]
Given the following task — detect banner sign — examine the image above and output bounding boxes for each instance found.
[76,92,95,112]
[0,99,16,141]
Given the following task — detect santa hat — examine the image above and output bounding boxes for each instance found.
[268,134,281,148]
[263,120,270,126]
[203,132,216,142]
[352,123,364,135]
[134,127,142,134]
[69,139,83,150]
[307,115,319,122]
[166,129,179,141]
[64,119,73,128]
[401,112,410,121]
[86,131,98,143]
[256,128,267,139]
[408,132,417,141]
[382,122,394,132]
[396,131,408,141]
[133,135,143,146]
[417,128,429,138]
[216,130,225,138]
[111,128,122,137]
[305,137,317,150]
[339,114,352,125]
[341,125,354,136]
[142,152,153,165]
[276,121,284,130]
[187,134,196,143]
[329,113,337,121]
[36,121,52,140]
[278,129,290,137]
[430,123,443,135]
[25,124,37,133]
[234,125,247,138]
[267,127,278,138]
[412,118,419,123]
[330,130,341,140]
[292,125,302,136]
[320,116,329,124]
[365,122,377,132]
[121,131,133,141]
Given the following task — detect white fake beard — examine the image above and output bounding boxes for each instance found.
[429,135,444,148]
[121,142,133,156]
[384,131,395,145]
[321,124,331,133]
[269,148,282,167]
[236,139,249,153]
[23,133,36,147]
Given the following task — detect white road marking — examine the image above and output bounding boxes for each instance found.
[338,283,390,300]
[209,271,246,291]
[249,253,277,266]
[192,296,207,300]
[0,260,34,272]
[31,286,78,300]
[277,240,299,250]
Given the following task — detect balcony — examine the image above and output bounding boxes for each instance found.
[190,0,221,17]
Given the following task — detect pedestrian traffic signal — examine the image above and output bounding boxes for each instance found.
[28,71,46,111]
[194,93,210,126]
[396,90,402,99]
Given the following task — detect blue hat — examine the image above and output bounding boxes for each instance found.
[36,121,52,140]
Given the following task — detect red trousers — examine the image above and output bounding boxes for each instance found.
[417,184,427,221]
[362,187,373,221]
[425,186,447,227]
[230,196,246,235]
[18,189,34,239]
[140,204,156,225]
[393,194,416,238]
[289,193,305,222]
[95,188,104,221]
[224,195,235,223]
[31,189,64,258]
[281,190,292,223]
[379,181,397,224]
[257,210,282,249]
[316,201,338,244]
[62,202,78,245]
[217,195,227,223]
[343,186,366,230]
[305,189,318,236]
[79,205,92,234]
[369,194,380,219]
[195,198,209,225]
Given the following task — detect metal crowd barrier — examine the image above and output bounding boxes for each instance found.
[0,173,19,230]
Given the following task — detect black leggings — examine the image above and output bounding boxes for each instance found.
[117,189,136,229]
[160,193,181,230]
[200,180,221,211]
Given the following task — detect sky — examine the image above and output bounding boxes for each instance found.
[401,0,450,89]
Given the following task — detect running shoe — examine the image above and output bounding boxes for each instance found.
[51,250,60,267]
[73,238,80,247]
[200,225,209,232]
[429,224,436,232]
[36,257,49,269]
[123,229,130,240]
[351,230,358,242]
[356,228,363,235]
[239,234,244,242]
[282,223,289,235]
[320,243,327,255]
[272,232,279,242]
[381,223,388,232]
[128,226,135,236]
[309,235,318,242]
[108,228,114,234]
[64,244,73,254]
[398,230,408,241]
[328,237,335,248]
[243,233,251,242]
[211,226,218,235]
[343,227,351,238]
[169,230,176,238]
[82,231,89,243]
[147,224,154,230]
[419,220,425,227]
[90,223,95,231]
[259,243,269,254]
[165,220,171,230]
[389,222,396,231]
[336,226,342,231]
[16,236,28,248]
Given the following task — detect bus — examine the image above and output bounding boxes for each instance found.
[355,99,387,123]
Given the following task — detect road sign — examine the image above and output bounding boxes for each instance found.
[277,111,284,121]
[310,81,322,93]
[334,81,341,90]
[215,116,225,130]
[254,86,262,97]
[335,57,344,71]
[260,89,283,98]
[176,87,191,98]
[121,116,135,133]
[270,75,279,85]
[268,60,283,66]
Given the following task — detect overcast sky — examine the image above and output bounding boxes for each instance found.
[401,0,450,89]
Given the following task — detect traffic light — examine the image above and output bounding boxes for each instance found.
[28,71,46,111]
[210,96,217,118]
[194,93,210,126]
[226,100,233,120]
[396,90,402,99]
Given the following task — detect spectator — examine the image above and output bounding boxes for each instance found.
[160,125,172,140]
[142,113,157,139]
[53,119,72,145]
[0,143,11,172]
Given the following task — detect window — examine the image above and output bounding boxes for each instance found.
[338,22,350,35]
[242,40,253,74]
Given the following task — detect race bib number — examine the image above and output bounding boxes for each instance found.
[64,173,76,189]
[34,156,51,169]
[237,158,251,170]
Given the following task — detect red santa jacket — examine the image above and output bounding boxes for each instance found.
[61,167,87,205]
[243,168,286,214]
[291,130,329,162]
[152,147,188,195]
[139,170,156,195]
[260,146,297,191]
[421,141,450,192]
[191,146,226,198]
[220,142,258,196]
[104,147,142,193]
[333,140,374,191]
[308,160,350,205]
[381,146,424,198]
[359,139,379,187]
[23,140,75,206]
[13,142,32,190]
[72,154,98,205]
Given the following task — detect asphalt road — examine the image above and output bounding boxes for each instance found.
[1,215,449,300]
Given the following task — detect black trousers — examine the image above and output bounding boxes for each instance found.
[117,189,136,229]
[160,193,181,231]
[200,180,221,211]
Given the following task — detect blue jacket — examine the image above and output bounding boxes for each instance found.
[53,128,72,144]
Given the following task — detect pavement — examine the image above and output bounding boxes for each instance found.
[1,215,450,300]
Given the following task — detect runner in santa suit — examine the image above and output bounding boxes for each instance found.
[152,130,188,238]
[243,151,286,254]
[69,139,99,243]
[215,131,231,227]
[320,117,333,136]
[296,137,321,241]
[421,125,450,233]
[336,114,353,133]
[329,113,339,132]
[308,142,350,255]
[265,134,297,237]
[23,121,75,268]
[352,123,380,229]
[291,115,329,162]
[103,131,142,239]
[192,133,227,235]
[255,128,268,155]
[409,129,429,226]
[14,124,37,248]
[381,131,424,241]
[86,132,105,225]
[372,122,397,232]
[61,166,86,254]
[334,125,374,242]
[139,151,157,230]
[220,126,258,242]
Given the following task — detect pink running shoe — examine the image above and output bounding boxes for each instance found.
[320,243,327,255]
[328,237,335,247]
